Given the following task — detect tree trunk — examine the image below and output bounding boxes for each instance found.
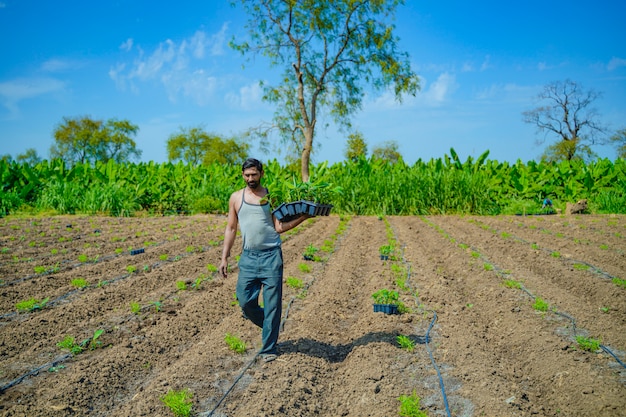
[301,126,313,182]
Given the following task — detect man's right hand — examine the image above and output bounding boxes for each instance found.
[218,260,228,278]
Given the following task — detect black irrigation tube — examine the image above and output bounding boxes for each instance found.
[390,225,452,417]
[0,354,72,394]
[430,217,626,373]
[201,217,350,417]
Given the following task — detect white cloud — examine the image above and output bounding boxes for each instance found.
[111,23,230,105]
[0,77,65,117]
[480,55,492,72]
[40,58,86,72]
[225,81,263,110]
[120,38,133,52]
[366,72,457,110]
[607,57,626,71]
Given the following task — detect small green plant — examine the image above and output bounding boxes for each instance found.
[551,251,561,258]
[533,297,549,312]
[303,244,320,260]
[470,251,480,258]
[224,333,247,354]
[126,265,137,274]
[599,244,608,250]
[130,301,141,314]
[599,306,610,313]
[573,263,590,271]
[159,254,169,261]
[298,263,312,273]
[397,335,415,352]
[531,243,540,250]
[143,264,150,272]
[483,263,494,271]
[160,388,193,417]
[192,276,204,290]
[231,292,238,306]
[575,335,601,352]
[176,281,187,291]
[71,278,88,288]
[372,289,399,305]
[379,244,393,257]
[612,277,626,289]
[151,301,163,312]
[286,276,304,289]
[115,248,124,255]
[398,390,428,417]
[15,297,49,312]
[503,279,522,289]
[206,264,218,274]
[57,335,84,355]
[78,254,88,263]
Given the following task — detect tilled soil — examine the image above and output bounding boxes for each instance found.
[0,214,625,416]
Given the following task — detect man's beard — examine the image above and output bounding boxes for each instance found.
[247,180,259,189]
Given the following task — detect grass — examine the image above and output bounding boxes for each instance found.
[160,389,193,417]
[224,333,247,354]
[398,390,428,417]
[397,335,415,352]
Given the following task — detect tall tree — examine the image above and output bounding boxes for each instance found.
[522,79,607,162]
[16,148,42,165]
[232,0,419,181]
[344,131,368,161]
[166,126,249,166]
[372,139,401,163]
[50,116,140,165]
[610,128,626,159]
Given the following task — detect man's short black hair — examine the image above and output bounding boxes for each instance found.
[242,158,263,172]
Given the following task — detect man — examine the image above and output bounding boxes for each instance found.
[218,158,309,362]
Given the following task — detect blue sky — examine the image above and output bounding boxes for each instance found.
[1,0,625,165]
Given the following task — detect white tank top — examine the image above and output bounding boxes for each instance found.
[238,188,281,250]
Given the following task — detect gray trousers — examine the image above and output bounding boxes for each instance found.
[236,246,283,355]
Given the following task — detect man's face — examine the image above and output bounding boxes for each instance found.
[242,167,263,189]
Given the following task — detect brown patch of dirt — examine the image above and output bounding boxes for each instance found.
[1,214,624,416]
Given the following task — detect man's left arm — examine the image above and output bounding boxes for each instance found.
[273,214,311,234]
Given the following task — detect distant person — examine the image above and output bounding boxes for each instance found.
[542,198,553,210]
[218,158,310,363]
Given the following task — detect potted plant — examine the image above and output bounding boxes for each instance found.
[379,245,393,260]
[372,289,400,315]
[303,244,319,261]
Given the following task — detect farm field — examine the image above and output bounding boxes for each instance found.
[0,213,625,416]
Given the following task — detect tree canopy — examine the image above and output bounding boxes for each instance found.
[372,140,402,163]
[522,79,607,162]
[610,128,626,159]
[50,116,141,165]
[344,131,368,161]
[232,0,419,181]
[166,126,249,166]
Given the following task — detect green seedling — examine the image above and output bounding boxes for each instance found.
[551,251,561,258]
[126,265,137,274]
[599,244,609,250]
[458,243,469,250]
[57,335,83,355]
[533,297,550,312]
[185,245,196,253]
[470,251,480,258]
[206,264,218,274]
[531,243,540,250]
[151,301,162,312]
[115,248,124,255]
[372,289,399,305]
[612,277,626,289]
[130,301,141,314]
[143,265,150,272]
[231,293,238,306]
[160,388,193,417]
[397,335,415,352]
[303,244,320,261]
[576,335,601,352]
[97,280,109,288]
[599,306,610,313]
[159,254,168,261]
[1,247,10,254]
[379,244,393,257]
[192,276,203,290]
[15,297,49,312]
[398,390,428,417]
[50,248,58,255]
[86,329,105,350]
[71,278,88,288]
[176,281,187,291]
[286,276,304,289]
[483,263,494,271]
[298,263,312,273]
[573,263,590,271]
[297,289,308,299]
[503,279,522,289]
[224,333,247,354]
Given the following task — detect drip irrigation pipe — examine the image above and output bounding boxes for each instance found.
[397,239,452,417]
[0,354,71,394]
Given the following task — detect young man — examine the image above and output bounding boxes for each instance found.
[218,158,309,362]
